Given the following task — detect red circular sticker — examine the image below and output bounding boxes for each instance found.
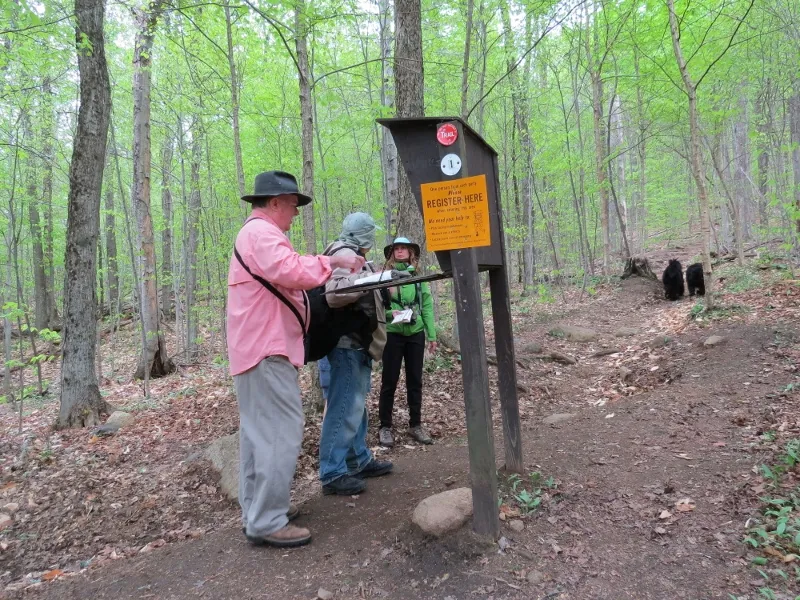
[436,123,458,146]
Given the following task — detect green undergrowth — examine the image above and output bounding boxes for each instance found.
[739,438,800,599]
[498,470,559,515]
[690,301,751,322]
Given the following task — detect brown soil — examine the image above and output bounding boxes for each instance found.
[2,255,799,600]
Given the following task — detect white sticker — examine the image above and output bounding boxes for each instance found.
[440,153,462,176]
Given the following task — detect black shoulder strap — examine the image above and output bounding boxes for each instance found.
[324,243,359,257]
[234,220,308,336]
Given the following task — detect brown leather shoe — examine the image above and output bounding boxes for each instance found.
[246,524,311,548]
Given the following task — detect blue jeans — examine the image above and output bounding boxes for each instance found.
[319,347,373,484]
[318,356,331,402]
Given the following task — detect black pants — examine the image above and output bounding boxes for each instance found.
[379,331,425,428]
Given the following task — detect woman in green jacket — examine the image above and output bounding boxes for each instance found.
[378,237,437,447]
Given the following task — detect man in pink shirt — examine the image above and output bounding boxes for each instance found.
[228,171,364,548]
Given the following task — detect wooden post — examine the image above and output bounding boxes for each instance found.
[489,271,523,473]
[451,248,499,537]
[440,122,499,538]
[377,116,523,538]
[490,155,524,474]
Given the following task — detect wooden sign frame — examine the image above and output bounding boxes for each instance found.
[375,117,524,539]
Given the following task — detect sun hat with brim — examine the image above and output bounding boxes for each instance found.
[241,170,312,206]
[384,237,421,260]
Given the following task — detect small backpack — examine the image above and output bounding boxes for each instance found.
[233,240,371,364]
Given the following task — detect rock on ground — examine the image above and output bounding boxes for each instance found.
[0,513,12,531]
[105,411,134,429]
[649,335,673,348]
[549,324,598,342]
[543,413,575,425]
[704,335,726,347]
[204,432,239,501]
[412,487,473,537]
[508,519,524,532]
[614,327,638,337]
[546,351,577,365]
[517,342,543,355]
[527,570,545,585]
[2,503,19,515]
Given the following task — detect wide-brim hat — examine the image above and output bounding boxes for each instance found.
[241,170,312,206]
[384,237,421,259]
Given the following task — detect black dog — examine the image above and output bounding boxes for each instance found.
[662,259,684,301]
[686,263,705,296]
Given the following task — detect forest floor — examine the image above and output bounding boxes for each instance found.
[1,245,799,600]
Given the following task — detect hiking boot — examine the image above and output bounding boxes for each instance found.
[242,504,300,536]
[322,475,366,496]
[246,524,311,548]
[355,459,393,479]
[286,503,300,521]
[408,426,433,445]
[379,427,394,448]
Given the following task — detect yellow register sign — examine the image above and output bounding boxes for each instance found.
[420,175,491,251]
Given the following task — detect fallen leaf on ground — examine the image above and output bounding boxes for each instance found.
[41,569,64,581]
[675,498,695,512]
[139,539,166,554]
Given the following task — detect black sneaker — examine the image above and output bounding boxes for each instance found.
[322,475,366,496]
[355,459,393,479]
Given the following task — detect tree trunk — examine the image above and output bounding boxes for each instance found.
[586,16,610,274]
[667,0,714,309]
[132,1,174,380]
[634,42,647,254]
[607,92,631,259]
[557,49,589,274]
[732,92,752,240]
[57,0,112,428]
[312,101,331,246]
[475,0,488,134]
[41,81,58,327]
[572,43,594,274]
[394,0,425,250]
[103,152,119,313]
[295,0,317,254]
[27,171,50,331]
[501,1,534,293]
[790,89,800,237]
[160,133,173,319]
[224,0,246,208]
[460,0,474,120]
[708,133,745,266]
[378,0,399,240]
[185,118,202,361]
[755,86,770,228]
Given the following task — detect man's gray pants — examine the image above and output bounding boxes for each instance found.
[234,355,304,537]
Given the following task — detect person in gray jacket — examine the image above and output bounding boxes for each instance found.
[318,213,396,495]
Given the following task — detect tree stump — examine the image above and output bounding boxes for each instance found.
[621,257,657,280]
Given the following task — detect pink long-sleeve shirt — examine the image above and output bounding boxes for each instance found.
[227,212,332,374]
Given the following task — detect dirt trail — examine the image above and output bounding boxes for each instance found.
[22,265,800,600]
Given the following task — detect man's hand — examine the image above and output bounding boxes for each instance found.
[330,253,366,273]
